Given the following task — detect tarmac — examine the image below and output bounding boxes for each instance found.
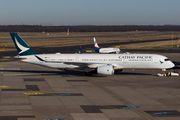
[0,52,180,120]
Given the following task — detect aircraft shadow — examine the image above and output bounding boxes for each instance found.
[0,70,152,76]
[115,72,152,75]
[0,69,83,76]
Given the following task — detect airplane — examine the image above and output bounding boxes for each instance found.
[93,37,120,54]
[10,33,174,75]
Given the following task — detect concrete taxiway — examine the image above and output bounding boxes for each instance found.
[0,53,180,120]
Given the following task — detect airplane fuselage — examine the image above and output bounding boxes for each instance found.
[20,53,174,70]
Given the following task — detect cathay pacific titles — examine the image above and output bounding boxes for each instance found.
[119,56,153,59]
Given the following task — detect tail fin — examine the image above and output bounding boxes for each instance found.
[93,37,100,48]
[93,37,100,53]
[80,46,83,51]
[10,33,36,56]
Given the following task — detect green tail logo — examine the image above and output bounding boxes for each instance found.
[10,33,36,56]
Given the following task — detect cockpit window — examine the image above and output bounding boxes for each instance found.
[164,59,170,61]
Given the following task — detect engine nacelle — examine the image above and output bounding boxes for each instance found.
[97,65,114,75]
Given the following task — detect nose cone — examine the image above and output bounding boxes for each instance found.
[169,61,175,68]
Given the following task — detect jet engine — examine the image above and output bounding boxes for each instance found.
[97,65,114,75]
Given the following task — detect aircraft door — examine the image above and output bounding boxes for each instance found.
[154,57,158,63]
[75,57,79,62]
[123,58,127,63]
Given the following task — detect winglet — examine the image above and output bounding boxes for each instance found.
[10,33,36,56]
[76,49,83,54]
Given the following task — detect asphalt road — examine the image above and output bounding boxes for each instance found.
[0,57,179,120]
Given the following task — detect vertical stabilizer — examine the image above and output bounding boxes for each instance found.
[93,37,100,48]
[10,33,36,56]
[93,37,100,53]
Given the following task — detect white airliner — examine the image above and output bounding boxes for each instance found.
[93,37,120,53]
[10,33,174,75]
